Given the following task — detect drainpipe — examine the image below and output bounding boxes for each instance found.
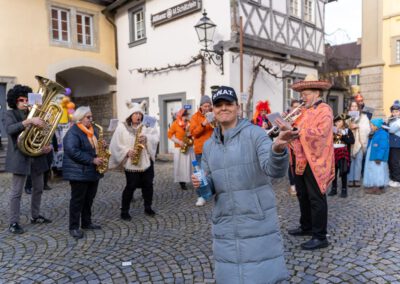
[102,9,119,70]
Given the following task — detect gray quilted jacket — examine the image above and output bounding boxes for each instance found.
[202,119,289,284]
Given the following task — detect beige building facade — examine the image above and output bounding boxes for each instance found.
[0,0,116,139]
[360,0,400,117]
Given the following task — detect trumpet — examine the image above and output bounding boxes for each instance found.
[266,101,304,136]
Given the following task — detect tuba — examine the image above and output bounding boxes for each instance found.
[17,76,65,156]
[93,122,111,174]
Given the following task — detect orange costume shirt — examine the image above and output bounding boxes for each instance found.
[291,102,335,194]
[189,110,213,155]
[167,120,186,148]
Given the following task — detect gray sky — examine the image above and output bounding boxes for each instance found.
[325,0,362,45]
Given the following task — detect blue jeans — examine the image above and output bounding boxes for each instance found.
[348,150,363,182]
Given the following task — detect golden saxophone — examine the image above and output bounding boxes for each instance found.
[17,76,65,156]
[266,101,305,136]
[93,123,111,174]
[131,124,145,166]
[180,131,193,154]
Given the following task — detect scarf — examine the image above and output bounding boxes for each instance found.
[77,122,98,154]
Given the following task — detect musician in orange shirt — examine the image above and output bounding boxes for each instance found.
[168,109,192,190]
[288,74,335,250]
[189,95,214,206]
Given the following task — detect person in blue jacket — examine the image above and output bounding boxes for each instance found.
[191,86,299,284]
[63,106,104,239]
[363,118,389,194]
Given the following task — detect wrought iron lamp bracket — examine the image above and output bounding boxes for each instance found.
[200,48,224,75]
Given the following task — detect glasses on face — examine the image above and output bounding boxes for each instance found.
[17,98,28,103]
[85,115,93,119]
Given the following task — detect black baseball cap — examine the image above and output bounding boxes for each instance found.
[212,86,238,104]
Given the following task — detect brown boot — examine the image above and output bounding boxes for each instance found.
[365,187,377,194]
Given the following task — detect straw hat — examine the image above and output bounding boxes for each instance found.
[291,74,332,92]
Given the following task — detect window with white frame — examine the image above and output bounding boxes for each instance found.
[129,6,146,46]
[51,7,70,42]
[304,0,314,22]
[77,13,93,46]
[396,40,400,63]
[349,74,359,86]
[285,78,301,111]
[289,0,301,18]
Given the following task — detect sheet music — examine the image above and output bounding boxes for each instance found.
[107,118,119,131]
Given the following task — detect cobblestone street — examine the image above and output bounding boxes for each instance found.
[1,161,400,283]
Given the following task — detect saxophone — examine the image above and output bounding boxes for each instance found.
[17,76,65,156]
[180,131,193,154]
[93,122,111,174]
[131,124,145,166]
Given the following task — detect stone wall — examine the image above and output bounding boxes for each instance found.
[360,66,385,118]
[73,93,115,142]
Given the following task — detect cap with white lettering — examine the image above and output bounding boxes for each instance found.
[212,86,238,104]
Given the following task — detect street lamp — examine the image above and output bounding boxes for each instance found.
[194,10,224,75]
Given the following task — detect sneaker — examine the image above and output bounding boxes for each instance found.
[31,215,52,224]
[389,180,400,188]
[289,185,297,196]
[25,187,32,194]
[195,197,206,206]
[9,223,24,234]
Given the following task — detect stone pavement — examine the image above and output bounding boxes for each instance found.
[0,161,400,283]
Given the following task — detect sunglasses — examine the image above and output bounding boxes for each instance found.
[17,98,28,102]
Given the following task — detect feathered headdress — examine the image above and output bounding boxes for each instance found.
[253,100,271,124]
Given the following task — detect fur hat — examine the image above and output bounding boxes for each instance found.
[72,106,91,122]
[291,74,332,92]
[126,100,147,117]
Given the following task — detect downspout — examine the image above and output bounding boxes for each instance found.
[102,9,119,70]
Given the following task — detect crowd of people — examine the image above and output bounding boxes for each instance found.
[2,76,400,282]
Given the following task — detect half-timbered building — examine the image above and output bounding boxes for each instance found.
[106,0,329,154]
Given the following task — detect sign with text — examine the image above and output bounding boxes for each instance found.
[151,0,202,27]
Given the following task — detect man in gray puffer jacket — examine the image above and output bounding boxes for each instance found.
[192,86,299,284]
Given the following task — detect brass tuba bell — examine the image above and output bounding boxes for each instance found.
[17,76,66,156]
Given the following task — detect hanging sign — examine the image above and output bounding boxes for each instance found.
[151,0,202,27]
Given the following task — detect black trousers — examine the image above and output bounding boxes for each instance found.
[389,148,400,182]
[121,162,154,213]
[332,159,348,190]
[294,164,328,240]
[69,180,99,230]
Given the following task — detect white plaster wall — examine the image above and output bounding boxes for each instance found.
[229,54,317,114]
[115,0,231,120]
[271,0,286,14]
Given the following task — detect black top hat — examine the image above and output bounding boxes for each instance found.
[334,113,351,122]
